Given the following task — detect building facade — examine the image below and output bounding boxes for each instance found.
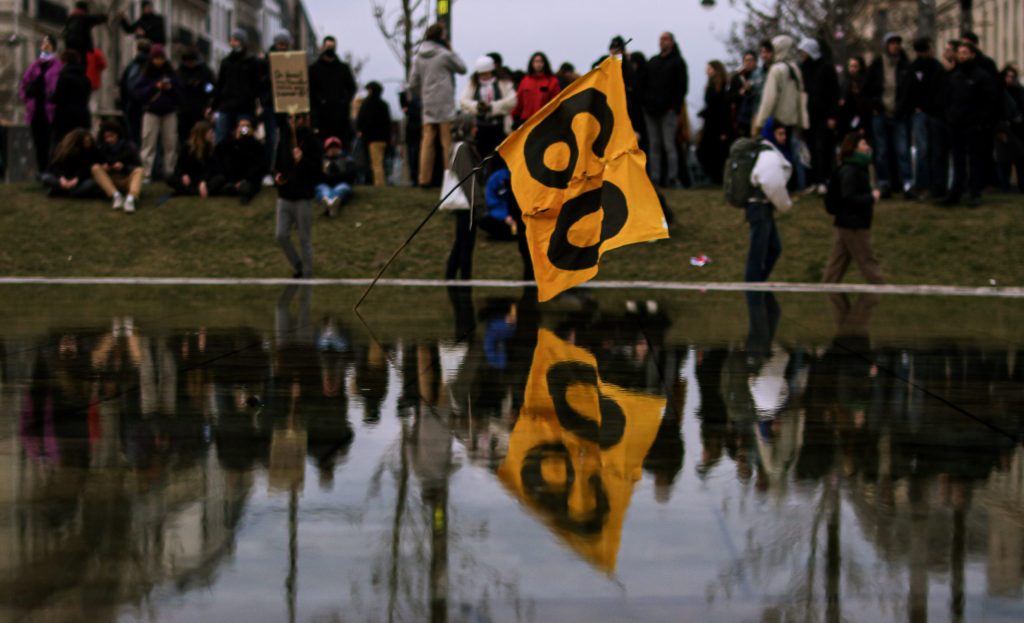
[937,0,1023,69]
[0,0,318,123]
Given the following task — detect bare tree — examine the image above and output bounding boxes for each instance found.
[370,0,432,81]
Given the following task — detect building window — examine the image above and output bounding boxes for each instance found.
[36,0,68,25]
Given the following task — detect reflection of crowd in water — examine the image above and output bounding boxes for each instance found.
[3,286,1024,619]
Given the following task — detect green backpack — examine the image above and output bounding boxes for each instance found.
[723,138,768,208]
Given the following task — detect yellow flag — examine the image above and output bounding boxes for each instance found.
[497,329,664,572]
[497,57,669,302]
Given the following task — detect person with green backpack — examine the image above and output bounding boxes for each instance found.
[822,132,885,284]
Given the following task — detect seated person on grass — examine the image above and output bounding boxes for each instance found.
[315,135,357,217]
[41,128,102,198]
[92,121,144,213]
[480,166,517,240]
[210,116,266,205]
[170,120,217,197]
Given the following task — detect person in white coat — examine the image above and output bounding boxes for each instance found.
[407,23,467,187]
[746,117,793,282]
[460,56,517,162]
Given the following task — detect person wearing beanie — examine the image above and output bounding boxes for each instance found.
[133,43,183,180]
[212,28,261,143]
[865,32,914,199]
[407,23,467,187]
[459,55,517,160]
[118,0,166,45]
[797,37,840,193]
[309,36,357,147]
[176,46,216,147]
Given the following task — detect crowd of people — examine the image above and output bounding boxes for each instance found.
[16,3,1024,283]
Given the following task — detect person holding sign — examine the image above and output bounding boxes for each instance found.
[274,116,323,278]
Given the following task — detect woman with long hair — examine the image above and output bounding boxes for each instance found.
[444,115,485,280]
[511,52,561,127]
[697,60,733,184]
[40,128,100,197]
[170,120,216,196]
[838,56,871,136]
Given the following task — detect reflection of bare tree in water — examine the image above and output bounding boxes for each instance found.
[342,344,533,623]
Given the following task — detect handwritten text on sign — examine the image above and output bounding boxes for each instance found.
[270,52,310,114]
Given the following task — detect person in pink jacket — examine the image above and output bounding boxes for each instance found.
[512,52,561,127]
[18,35,63,173]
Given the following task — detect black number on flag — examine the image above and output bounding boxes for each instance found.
[546,361,626,449]
[523,88,614,189]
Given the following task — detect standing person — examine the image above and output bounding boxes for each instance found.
[745,118,793,283]
[356,81,392,187]
[119,38,151,146]
[445,115,485,281]
[940,42,999,208]
[798,38,840,193]
[210,117,266,204]
[169,120,216,197]
[91,121,143,213]
[908,38,945,196]
[62,2,108,59]
[512,52,561,127]
[407,23,467,188]
[642,32,688,187]
[730,50,758,138]
[176,46,215,147]
[118,1,166,45]
[51,50,92,148]
[273,116,323,278]
[309,36,357,147]
[996,65,1024,193]
[315,136,357,216]
[750,40,774,120]
[960,31,999,79]
[212,30,261,143]
[19,35,62,174]
[838,56,871,136]
[823,133,885,284]
[751,36,806,151]
[697,61,732,185]
[134,44,182,181]
[459,56,516,160]
[399,90,422,185]
[865,33,914,199]
[40,129,100,197]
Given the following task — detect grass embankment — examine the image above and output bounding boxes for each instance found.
[0,183,1021,286]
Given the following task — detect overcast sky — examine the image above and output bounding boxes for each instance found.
[305,0,745,116]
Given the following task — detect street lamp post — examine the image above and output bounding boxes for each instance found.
[436,0,452,40]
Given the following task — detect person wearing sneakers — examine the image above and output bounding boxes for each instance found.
[92,121,143,213]
[315,136,357,217]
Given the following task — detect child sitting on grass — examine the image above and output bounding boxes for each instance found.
[315,136,357,217]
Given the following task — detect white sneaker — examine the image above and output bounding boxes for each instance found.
[112,192,124,210]
[262,174,275,187]
[124,195,136,213]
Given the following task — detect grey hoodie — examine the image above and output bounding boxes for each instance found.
[407,40,468,124]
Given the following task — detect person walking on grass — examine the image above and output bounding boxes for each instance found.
[822,133,885,284]
[274,116,323,278]
[134,44,182,182]
[92,122,143,213]
[745,118,793,283]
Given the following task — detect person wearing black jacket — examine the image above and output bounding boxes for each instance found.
[642,32,688,187]
[63,2,108,58]
[119,39,152,145]
[213,30,261,143]
[309,36,357,147]
[258,33,294,173]
[399,90,422,185]
[210,117,266,204]
[169,120,216,196]
[91,121,144,213]
[908,38,946,196]
[730,51,758,138]
[274,116,323,278]
[798,38,840,191]
[118,1,166,45]
[939,43,1000,208]
[134,44,182,180]
[865,33,914,199]
[823,133,884,284]
[177,47,215,147]
[41,128,101,197]
[51,50,93,147]
[357,82,392,186]
[996,66,1024,193]
[838,56,871,136]
[696,61,732,185]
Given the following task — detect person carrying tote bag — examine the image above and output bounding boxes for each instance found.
[441,115,485,280]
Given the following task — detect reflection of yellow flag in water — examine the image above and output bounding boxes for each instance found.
[497,57,669,303]
[497,329,664,573]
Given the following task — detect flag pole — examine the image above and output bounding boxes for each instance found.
[353,152,497,311]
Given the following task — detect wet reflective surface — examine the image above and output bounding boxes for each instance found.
[1,285,1023,622]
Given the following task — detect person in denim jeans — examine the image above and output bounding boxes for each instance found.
[745,120,793,282]
[865,33,914,199]
[908,38,945,194]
